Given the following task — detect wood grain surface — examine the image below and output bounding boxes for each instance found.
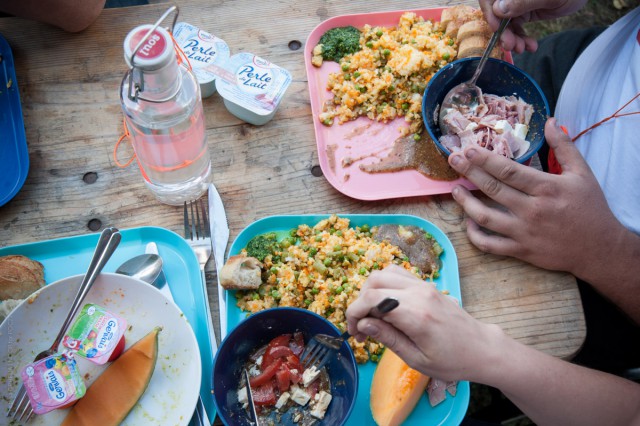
[0,0,585,361]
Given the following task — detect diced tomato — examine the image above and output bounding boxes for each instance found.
[261,334,292,368]
[286,354,302,372]
[275,368,291,393]
[252,383,276,406]
[289,332,305,357]
[267,345,294,359]
[250,359,283,387]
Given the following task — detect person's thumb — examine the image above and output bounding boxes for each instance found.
[358,318,415,356]
[545,117,588,174]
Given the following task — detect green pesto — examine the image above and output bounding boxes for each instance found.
[245,232,279,262]
[319,26,362,62]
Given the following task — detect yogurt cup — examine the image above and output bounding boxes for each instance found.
[21,352,86,415]
[214,52,292,125]
[173,22,230,98]
[62,303,127,365]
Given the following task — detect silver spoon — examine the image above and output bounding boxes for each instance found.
[438,18,511,135]
[114,253,163,285]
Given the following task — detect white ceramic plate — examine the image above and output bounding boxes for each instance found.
[0,273,201,425]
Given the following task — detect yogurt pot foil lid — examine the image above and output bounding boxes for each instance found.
[214,52,292,116]
[173,22,230,97]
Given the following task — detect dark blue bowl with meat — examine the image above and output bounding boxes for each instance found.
[213,307,358,426]
[422,57,550,164]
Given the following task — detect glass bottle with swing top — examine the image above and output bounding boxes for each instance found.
[119,7,210,205]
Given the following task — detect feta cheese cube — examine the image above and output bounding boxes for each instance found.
[289,384,311,406]
[302,366,321,387]
[275,392,290,410]
[514,123,529,140]
[310,390,333,419]
[494,120,513,134]
[237,386,248,404]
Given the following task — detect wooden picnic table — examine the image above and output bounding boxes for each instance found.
[0,0,584,373]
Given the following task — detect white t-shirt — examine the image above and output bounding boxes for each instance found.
[555,7,640,234]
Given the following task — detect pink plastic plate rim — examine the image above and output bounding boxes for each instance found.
[304,8,513,200]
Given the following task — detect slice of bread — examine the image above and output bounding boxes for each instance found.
[0,255,45,300]
[457,20,491,41]
[219,255,263,290]
[458,35,503,59]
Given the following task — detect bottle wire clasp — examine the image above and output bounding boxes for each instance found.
[126,5,180,103]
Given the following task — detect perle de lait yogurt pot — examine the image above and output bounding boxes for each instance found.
[214,52,292,125]
[21,352,86,415]
[173,22,230,98]
[62,303,127,365]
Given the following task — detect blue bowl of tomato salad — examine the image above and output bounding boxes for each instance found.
[213,307,358,426]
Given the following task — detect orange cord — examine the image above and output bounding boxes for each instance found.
[114,118,136,168]
[570,91,640,142]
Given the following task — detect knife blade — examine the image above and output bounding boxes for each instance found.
[208,183,230,338]
[145,243,212,426]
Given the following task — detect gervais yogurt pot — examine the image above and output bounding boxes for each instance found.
[173,22,230,98]
[21,352,86,415]
[214,52,292,125]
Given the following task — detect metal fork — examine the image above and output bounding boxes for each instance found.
[183,198,218,426]
[300,297,399,371]
[6,227,121,423]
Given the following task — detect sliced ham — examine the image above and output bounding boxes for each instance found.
[441,88,533,159]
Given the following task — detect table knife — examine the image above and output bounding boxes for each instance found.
[145,243,212,426]
[208,183,230,338]
[244,369,260,425]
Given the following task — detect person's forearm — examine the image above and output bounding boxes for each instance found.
[0,0,106,32]
[475,327,640,426]
[575,224,640,324]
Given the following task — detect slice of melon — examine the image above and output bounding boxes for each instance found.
[62,327,161,426]
[370,349,430,426]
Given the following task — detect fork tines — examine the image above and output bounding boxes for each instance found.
[300,339,331,371]
[183,198,210,240]
[7,385,34,422]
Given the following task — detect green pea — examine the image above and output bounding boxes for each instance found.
[329,296,334,303]
[322,118,333,126]
[370,354,380,362]
[252,293,260,300]
[270,266,278,274]
[342,276,348,283]
[388,84,395,92]
[413,134,421,141]
[315,235,323,242]
[443,53,450,61]
[271,290,281,299]
[333,245,342,251]
[373,262,380,270]
[383,49,391,56]
[361,224,370,232]
[305,299,312,306]
[358,86,367,93]
[335,230,343,237]
[323,258,332,266]
[448,38,454,46]
[280,238,292,249]
[359,267,367,275]
[376,30,383,37]
[365,41,374,48]
[309,247,318,256]
[334,285,343,294]
[341,63,350,71]
[311,287,319,295]
[344,73,351,81]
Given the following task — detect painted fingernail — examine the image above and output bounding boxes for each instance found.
[450,154,461,166]
[465,148,478,159]
[362,323,379,336]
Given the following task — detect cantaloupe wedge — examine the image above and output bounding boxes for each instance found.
[62,327,161,426]
[371,349,430,426]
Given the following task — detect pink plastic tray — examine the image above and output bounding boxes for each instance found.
[304,8,511,200]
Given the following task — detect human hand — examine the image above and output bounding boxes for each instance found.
[447,117,625,279]
[478,0,587,53]
[346,265,502,382]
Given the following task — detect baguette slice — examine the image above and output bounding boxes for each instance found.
[0,255,45,300]
[220,255,263,290]
[457,19,491,42]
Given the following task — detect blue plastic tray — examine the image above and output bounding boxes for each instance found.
[0,227,217,422]
[0,34,28,207]
[226,214,470,426]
